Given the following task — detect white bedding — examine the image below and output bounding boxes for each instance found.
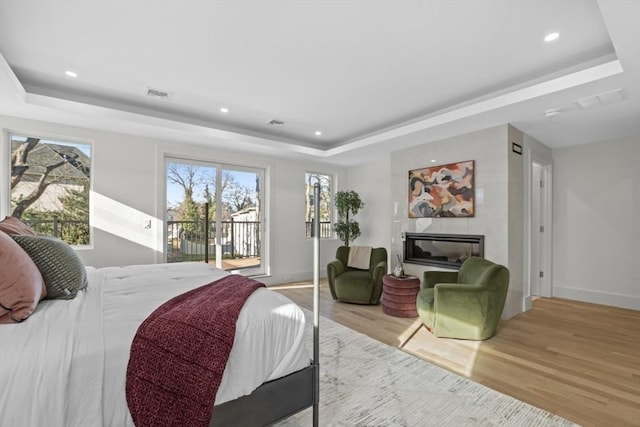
[0,262,309,427]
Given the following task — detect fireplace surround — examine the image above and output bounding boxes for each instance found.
[403,232,484,270]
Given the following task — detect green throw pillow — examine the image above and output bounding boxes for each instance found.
[11,235,87,300]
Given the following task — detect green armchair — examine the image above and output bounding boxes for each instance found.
[416,256,509,340]
[327,246,388,305]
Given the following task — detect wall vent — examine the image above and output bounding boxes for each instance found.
[146,87,170,99]
[574,88,624,110]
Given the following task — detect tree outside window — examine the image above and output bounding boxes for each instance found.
[10,134,91,245]
[305,172,332,238]
[165,161,263,269]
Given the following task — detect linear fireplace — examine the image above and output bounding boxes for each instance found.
[403,232,484,270]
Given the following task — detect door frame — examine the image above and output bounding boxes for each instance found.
[162,155,266,276]
[523,147,553,311]
[537,163,553,297]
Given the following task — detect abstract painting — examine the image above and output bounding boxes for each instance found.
[408,160,474,217]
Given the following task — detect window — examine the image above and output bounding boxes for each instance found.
[305,172,332,238]
[166,158,265,275]
[9,134,91,245]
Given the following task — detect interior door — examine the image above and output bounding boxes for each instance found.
[529,160,552,299]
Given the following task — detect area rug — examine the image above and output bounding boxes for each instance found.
[275,310,578,427]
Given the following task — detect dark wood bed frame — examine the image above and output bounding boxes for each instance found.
[211,183,322,427]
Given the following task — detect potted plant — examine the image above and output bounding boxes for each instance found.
[334,190,364,247]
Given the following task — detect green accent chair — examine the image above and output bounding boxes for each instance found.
[416,256,509,340]
[327,246,388,305]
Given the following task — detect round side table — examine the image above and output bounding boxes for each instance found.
[382,274,421,318]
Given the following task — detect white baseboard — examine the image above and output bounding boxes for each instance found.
[553,285,640,310]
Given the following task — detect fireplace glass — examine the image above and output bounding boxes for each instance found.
[403,232,484,270]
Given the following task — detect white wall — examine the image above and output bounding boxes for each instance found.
[0,115,346,285]
[5,112,636,310]
[552,136,640,310]
[346,159,392,250]
[389,124,525,318]
[507,125,525,316]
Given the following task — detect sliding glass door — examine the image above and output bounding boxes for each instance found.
[165,157,264,275]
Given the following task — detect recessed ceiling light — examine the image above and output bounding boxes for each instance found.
[431,159,437,163]
[65,70,78,78]
[314,131,322,136]
[220,107,229,113]
[544,32,559,42]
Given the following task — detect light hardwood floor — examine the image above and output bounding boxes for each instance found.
[272,280,640,427]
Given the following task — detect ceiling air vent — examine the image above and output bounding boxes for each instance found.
[146,87,170,100]
[574,88,624,110]
[268,119,285,125]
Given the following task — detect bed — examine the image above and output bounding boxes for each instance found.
[0,185,322,427]
[0,261,314,426]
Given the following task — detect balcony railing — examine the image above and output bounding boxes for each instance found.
[167,219,261,263]
[21,218,332,260]
[23,217,90,245]
[305,221,332,238]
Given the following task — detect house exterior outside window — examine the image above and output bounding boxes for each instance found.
[9,134,92,245]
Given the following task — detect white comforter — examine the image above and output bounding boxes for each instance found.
[0,262,309,427]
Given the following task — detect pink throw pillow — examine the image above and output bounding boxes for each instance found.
[0,230,46,323]
[0,216,37,236]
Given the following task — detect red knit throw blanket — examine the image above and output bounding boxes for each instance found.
[125,274,265,427]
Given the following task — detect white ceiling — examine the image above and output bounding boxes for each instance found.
[0,0,638,165]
